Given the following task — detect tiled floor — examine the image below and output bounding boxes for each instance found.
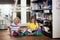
[0,29,59,40]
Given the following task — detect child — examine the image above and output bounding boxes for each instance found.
[9,17,21,36]
[28,16,42,35]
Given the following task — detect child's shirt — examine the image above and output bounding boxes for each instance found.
[10,23,21,31]
[28,22,38,30]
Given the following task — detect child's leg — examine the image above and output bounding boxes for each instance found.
[32,30,37,35]
[10,31,14,36]
[13,31,18,36]
[27,29,32,35]
[37,29,42,36]
[32,28,42,36]
[38,26,42,32]
[18,32,23,37]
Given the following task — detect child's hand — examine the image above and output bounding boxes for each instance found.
[38,23,41,26]
[28,28,32,33]
[15,30,18,33]
[32,28,37,31]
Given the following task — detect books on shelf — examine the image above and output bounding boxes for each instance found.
[31,3,40,10]
[31,0,52,36]
[31,0,37,1]
[44,10,50,13]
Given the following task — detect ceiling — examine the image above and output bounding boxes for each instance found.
[0,0,30,5]
[0,0,20,4]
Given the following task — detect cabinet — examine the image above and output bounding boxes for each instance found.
[31,0,52,37]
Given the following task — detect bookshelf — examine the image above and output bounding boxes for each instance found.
[31,0,52,37]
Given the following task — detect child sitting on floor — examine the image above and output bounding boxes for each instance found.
[27,16,42,35]
[9,17,21,36]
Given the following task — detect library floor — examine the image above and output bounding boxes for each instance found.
[0,29,60,40]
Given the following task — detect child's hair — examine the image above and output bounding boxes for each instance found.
[30,16,36,24]
[14,17,20,24]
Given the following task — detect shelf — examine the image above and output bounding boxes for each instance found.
[31,1,39,3]
[31,0,44,4]
[42,26,52,37]
[44,13,51,14]
[44,18,52,20]
[43,29,51,33]
[31,0,52,38]
[43,24,52,27]
[31,8,52,11]
[32,10,43,12]
[37,19,43,24]
[43,8,52,10]
[32,9,42,10]
[44,18,52,22]
[42,26,52,33]
[42,31,52,37]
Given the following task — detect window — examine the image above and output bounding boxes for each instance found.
[26,0,30,6]
[17,0,21,4]
[17,12,21,19]
[26,12,31,22]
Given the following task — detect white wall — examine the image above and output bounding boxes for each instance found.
[53,0,60,38]
[0,4,12,17]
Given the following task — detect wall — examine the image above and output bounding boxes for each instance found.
[0,4,12,18]
[53,0,60,38]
